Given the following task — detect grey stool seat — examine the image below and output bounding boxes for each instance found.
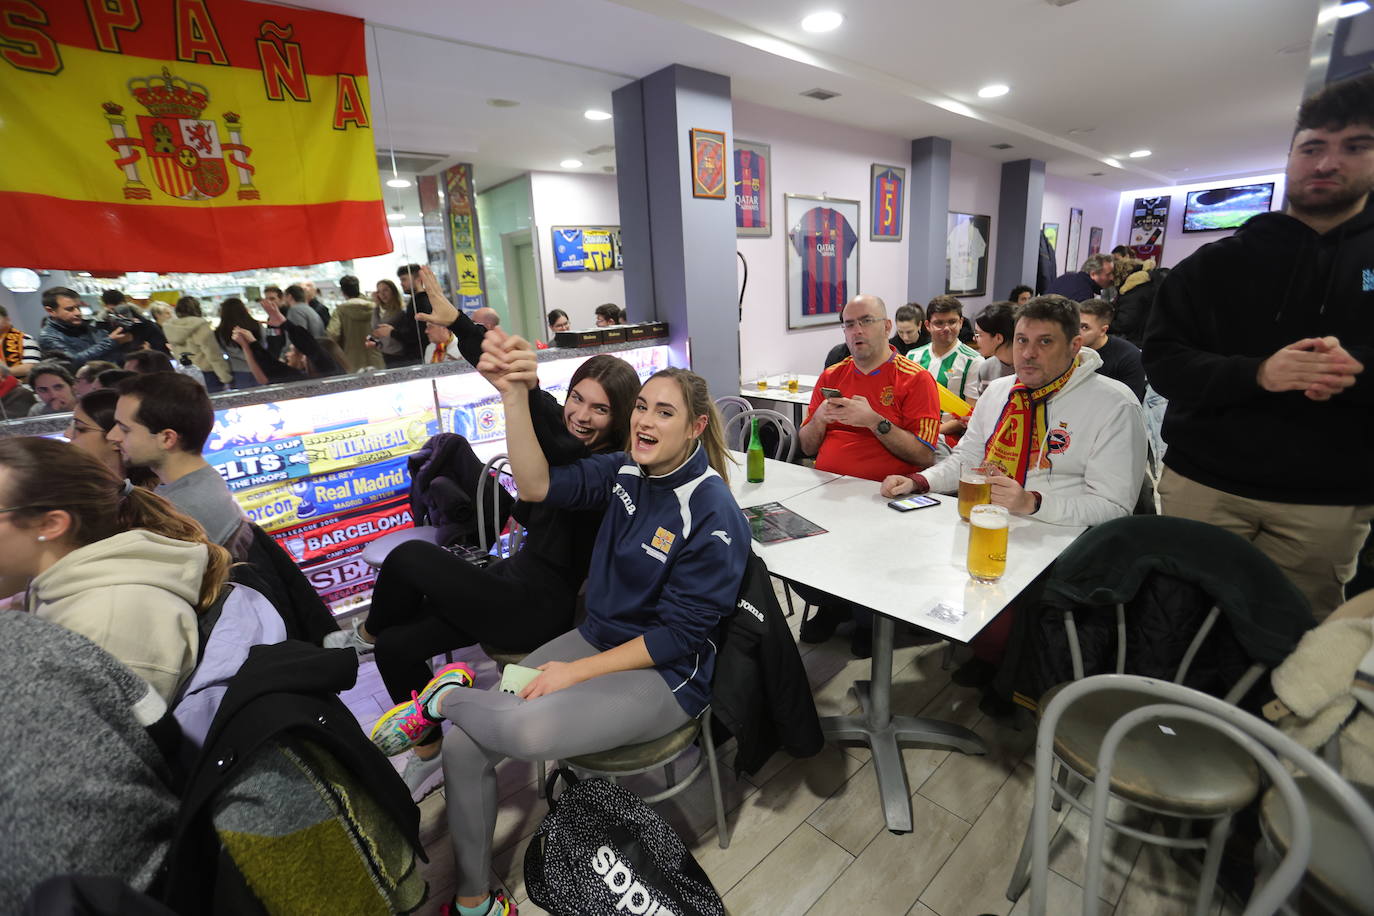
[1042,682,1261,816]
[481,645,528,669]
[566,718,701,772]
[1261,778,1374,915]
[361,525,440,568]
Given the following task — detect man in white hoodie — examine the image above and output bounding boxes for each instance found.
[881,294,1145,527]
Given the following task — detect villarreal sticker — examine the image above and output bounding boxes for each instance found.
[651,527,676,553]
[880,385,895,406]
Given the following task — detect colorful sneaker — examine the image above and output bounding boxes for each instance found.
[439,888,516,916]
[369,662,475,756]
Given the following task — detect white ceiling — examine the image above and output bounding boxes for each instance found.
[284,0,1322,197]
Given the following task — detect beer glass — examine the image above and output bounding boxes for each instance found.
[967,504,1008,583]
[754,371,769,391]
[784,371,799,393]
[957,464,992,521]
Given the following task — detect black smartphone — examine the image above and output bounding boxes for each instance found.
[820,386,843,399]
[887,495,940,512]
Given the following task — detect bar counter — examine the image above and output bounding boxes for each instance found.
[2,340,674,615]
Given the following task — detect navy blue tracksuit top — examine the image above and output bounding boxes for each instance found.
[545,444,750,717]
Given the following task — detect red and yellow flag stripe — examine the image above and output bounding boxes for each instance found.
[0,0,389,272]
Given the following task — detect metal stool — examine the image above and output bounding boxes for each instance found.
[562,707,731,849]
[1260,778,1374,915]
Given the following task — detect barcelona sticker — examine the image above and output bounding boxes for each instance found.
[690,128,727,199]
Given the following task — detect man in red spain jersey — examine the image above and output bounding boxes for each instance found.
[797,294,940,655]
[789,206,859,316]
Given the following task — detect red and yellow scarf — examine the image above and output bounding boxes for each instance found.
[984,357,1079,484]
[0,327,25,368]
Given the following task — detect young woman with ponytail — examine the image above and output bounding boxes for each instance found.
[0,437,231,702]
[368,333,749,916]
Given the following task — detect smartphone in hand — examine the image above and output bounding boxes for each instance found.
[820,386,843,399]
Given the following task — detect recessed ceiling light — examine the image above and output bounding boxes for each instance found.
[385,177,412,188]
[387,212,404,221]
[584,109,612,121]
[1319,1,1369,23]
[801,11,843,32]
[1128,149,1152,159]
[560,159,583,169]
[977,84,1010,99]
[1104,158,1122,169]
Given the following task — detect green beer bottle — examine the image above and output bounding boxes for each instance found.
[746,416,765,483]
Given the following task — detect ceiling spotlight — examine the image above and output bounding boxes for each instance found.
[1319,1,1369,23]
[977,83,1010,99]
[584,109,612,121]
[560,159,583,169]
[1103,157,1122,169]
[387,212,404,221]
[1128,149,1152,158]
[386,177,412,188]
[801,11,843,32]
[1,268,40,292]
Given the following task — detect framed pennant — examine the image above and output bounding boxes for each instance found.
[689,128,727,199]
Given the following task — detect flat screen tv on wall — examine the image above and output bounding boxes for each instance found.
[1181,182,1275,233]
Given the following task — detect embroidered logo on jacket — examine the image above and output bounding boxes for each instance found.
[611,482,637,516]
[711,529,732,545]
[641,526,675,564]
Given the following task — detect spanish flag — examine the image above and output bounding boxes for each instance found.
[0,0,390,272]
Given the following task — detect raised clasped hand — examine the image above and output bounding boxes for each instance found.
[1259,336,1363,401]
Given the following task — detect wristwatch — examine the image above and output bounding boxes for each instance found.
[875,419,892,435]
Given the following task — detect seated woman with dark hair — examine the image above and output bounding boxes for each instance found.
[0,437,231,702]
[369,336,749,916]
[230,295,343,384]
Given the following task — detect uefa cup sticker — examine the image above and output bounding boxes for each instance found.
[285,537,307,562]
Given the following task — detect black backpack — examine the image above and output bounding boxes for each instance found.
[525,769,724,916]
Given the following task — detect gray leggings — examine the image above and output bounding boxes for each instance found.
[437,628,690,897]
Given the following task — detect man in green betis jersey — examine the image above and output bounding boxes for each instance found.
[909,295,984,443]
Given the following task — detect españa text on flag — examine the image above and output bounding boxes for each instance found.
[0,0,391,272]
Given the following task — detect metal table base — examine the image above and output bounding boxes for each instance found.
[819,615,988,833]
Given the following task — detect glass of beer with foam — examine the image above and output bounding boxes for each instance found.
[958,463,992,521]
[967,504,1008,583]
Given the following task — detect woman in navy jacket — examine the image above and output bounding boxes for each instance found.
[370,331,749,916]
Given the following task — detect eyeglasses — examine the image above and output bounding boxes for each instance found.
[839,316,882,330]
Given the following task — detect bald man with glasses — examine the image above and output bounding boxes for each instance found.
[797,294,941,656]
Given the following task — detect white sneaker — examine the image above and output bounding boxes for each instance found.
[402,750,444,800]
[322,618,375,655]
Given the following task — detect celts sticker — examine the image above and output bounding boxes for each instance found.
[207,436,310,492]
[234,456,411,533]
[273,496,413,566]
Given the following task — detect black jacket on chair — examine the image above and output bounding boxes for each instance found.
[712,553,824,776]
[994,516,1316,712]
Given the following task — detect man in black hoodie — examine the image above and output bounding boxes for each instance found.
[1144,74,1374,619]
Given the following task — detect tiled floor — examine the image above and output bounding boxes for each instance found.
[340,587,1242,916]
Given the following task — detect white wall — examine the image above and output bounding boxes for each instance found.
[734,100,913,379]
[1113,172,1286,269]
[528,171,626,328]
[1041,174,1124,277]
[948,147,1002,314]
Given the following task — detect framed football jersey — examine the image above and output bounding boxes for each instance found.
[870,163,905,242]
[785,194,860,329]
[734,139,771,238]
[946,212,991,297]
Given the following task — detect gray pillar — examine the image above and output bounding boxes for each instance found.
[613,65,739,397]
[993,159,1045,300]
[907,136,951,305]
